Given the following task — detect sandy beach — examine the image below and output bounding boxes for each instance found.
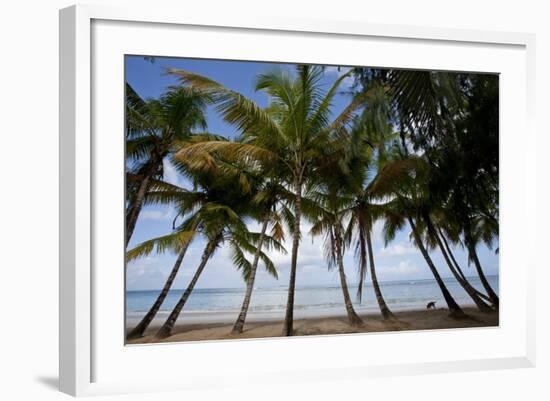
[127,307,499,344]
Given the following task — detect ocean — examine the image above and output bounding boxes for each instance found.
[126,275,499,325]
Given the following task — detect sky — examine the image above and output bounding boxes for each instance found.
[125,55,499,291]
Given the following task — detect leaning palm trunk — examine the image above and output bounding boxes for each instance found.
[408,216,466,318]
[127,241,192,340]
[126,159,161,247]
[438,230,468,282]
[282,180,302,336]
[232,218,269,334]
[335,242,364,327]
[468,243,499,308]
[366,230,396,320]
[438,228,493,304]
[428,223,493,313]
[155,239,218,339]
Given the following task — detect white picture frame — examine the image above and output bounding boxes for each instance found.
[59,3,536,397]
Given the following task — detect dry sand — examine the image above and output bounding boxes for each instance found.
[127,307,499,345]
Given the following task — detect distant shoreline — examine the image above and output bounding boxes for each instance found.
[127,307,499,344]
[126,274,500,293]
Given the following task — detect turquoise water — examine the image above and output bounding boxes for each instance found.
[126,275,499,321]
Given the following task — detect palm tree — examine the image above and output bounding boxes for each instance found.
[125,84,211,247]
[417,211,494,313]
[471,214,499,302]
[151,157,283,339]
[154,200,280,339]
[169,65,366,335]
[439,175,499,308]
[345,189,396,320]
[126,142,284,339]
[418,133,499,309]
[311,105,398,322]
[309,185,364,327]
[407,215,466,318]
[466,225,499,308]
[125,180,202,339]
[126,226,196,339]
[434,211,496,306]
[168,134,292,335]
[354,71,476,318]
[342,84,398,320]
[154,232,221,339]
[231,179,293,334]
[379,152,467,319]
[384,70,500,308]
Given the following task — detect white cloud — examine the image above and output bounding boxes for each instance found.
[371,220,384,239]
[377,260,421,276]
[128,256,155,277]
[163,158,183,187]
[132,159,192,224]
[126,218,330,290]
[263,221,327,272]
[126,254,176,290]
[379,241,416,257]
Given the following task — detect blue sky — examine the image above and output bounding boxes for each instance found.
[125,55,499,291]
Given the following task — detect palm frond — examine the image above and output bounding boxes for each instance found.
[230,241,253,282]
[175,141,277,169]
[168,68,283,138]
[126,230,195,261]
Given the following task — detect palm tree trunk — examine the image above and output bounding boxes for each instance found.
[155,239,218,339]
[126,241,192,340]
[468,243,499,308]
[232,217,269,334]
[283,180,302,336]
[126,159,161,248]
[407,216,466,318]
[437,228,468,282]
[336,244,364,327]
[428,224,493,313]
[366,229,396,320]
[438,228,493,304]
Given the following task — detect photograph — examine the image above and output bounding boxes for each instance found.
[124,55,499,345]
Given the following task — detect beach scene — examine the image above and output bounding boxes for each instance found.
[125,56,499,344]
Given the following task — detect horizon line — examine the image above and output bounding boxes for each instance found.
[127,274,499,292]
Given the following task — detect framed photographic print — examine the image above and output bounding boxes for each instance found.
[59,3,536,397]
